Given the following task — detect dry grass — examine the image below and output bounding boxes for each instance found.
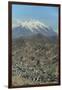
[12,75,59,86]
[12,75,34,86]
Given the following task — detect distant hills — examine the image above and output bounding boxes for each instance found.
[12,20,57,42]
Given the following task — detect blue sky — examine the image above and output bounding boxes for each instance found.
[12,4,59,32]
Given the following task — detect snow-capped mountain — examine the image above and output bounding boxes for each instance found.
[12,19,57,39]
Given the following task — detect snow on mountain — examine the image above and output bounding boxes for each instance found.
[12,19,48,31]
[12,19,57,39]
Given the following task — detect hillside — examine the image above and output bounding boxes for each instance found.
[12,33,59,86]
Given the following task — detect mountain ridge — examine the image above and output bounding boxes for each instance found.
[12,20,57,41]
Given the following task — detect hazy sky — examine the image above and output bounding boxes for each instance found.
[12,4,59,32]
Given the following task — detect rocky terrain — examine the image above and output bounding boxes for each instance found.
[12,34,59,86]
[12,20,59,86]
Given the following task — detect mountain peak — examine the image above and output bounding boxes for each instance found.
[12,19,56,39]
[12,19,48,32]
